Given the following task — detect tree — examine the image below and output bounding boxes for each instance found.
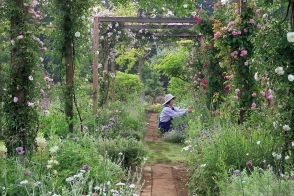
[4,0,40,153]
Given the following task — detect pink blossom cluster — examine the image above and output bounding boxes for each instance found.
[44,76,53,83]
[214,32,220,40]
[224,75,233,80]
[231,51,238,59]
[193,15,203,24]
[240,50,248,57]
[232,30,241,36]
[264,89,273,101]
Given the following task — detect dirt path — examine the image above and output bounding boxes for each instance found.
[141,113,188,196]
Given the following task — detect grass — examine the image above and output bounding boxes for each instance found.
[145,141,187,165]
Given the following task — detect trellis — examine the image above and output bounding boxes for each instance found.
[92,17,196,114]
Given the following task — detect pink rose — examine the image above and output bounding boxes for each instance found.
[244,61,249,66]
[251,102,257,109]
[243,28,248,33]
[13,97,18,103]
[240,50,248,57]
[252,92,257,97]
[214,32,220,39]
[232,30,241,36]
[249,19,255,24]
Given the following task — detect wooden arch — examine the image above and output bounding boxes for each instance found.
[92,17,196,114]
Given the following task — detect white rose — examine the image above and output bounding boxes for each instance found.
[275,67,285,75]
[254,72,259,81]
[288,74,294,82]
[75,32,81,38]
[283,125,291,131]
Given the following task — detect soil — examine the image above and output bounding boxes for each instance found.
[141,113,189,196]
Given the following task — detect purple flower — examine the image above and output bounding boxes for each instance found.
[246,160,253,168]
[243,28,248,33]
[16,147,25,155]
[82,164,89,172]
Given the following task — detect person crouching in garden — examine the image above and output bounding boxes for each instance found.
[158,94,192,133]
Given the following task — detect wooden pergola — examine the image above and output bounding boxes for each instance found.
[92,17,196,114]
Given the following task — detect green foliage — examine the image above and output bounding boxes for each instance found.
[168,77,191,99]
[143,64,164,102]
[220,168,294,196]
[96,137,146,167]
[112,71,143,101]
[154,47,189,81]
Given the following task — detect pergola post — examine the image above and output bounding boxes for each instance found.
[92,17,100,115]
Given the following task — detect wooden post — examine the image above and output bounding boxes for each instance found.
[103,42,110,106]
[111,59,116,102]
[92,17,100,115]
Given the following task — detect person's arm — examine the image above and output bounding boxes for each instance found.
[174,107,187,112]
[164,107,187,118]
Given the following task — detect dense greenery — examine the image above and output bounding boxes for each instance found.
[1,0,294,195]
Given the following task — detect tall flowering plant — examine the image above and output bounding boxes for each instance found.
[213,2,257,122]
[192,7,226,110]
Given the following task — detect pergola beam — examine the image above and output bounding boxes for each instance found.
[122,24,194,30]
[97,17,195,24]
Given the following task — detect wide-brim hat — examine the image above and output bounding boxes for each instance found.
[163,94,175,105]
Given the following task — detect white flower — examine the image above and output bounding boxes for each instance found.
[81,15,85,20]
[276,154,282,160]
[33,181,42,187]
[129,184,136,189]
[262,14,268,18]
[273,121,278,128]
[13,97,18,103]
[116,182,126,186]
[49,146,59,154]
[275,67,285,75]
[182,145,192,151]
[75,32,81,38]
[283,125,291,131]
[20,180,29,185]
[291,171,294,177]
[183,4,188,8]
[11,40,15,45]
[256,141,261,145]
[200,164,207,167]
[254,72,259,81]
[66,176,74,183]
[292,141,294,147]
[118,152,123,156]
[98,64,102,69]
[17,35,24,40]
[285,155,290,160]
[288,74,294,82]
[0,143,7,158]
[27,102,34,107]
[40,57,44,62]
[46,164,52,169]
[28,75,33,81]
[35,136,47,150]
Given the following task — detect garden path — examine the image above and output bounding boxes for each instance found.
[141,113,188,196]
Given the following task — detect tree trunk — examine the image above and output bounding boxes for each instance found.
[92,17,100,115]
[64,2,74,132]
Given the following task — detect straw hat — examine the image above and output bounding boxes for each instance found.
[163,94,175,105]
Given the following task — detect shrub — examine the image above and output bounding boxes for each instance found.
[187,115,278,194]
[96,137,146,167]
[220,168,294,196]
[111,72,143,101]
[163,129,186,143]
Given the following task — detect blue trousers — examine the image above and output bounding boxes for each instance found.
[158,120,172,132]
